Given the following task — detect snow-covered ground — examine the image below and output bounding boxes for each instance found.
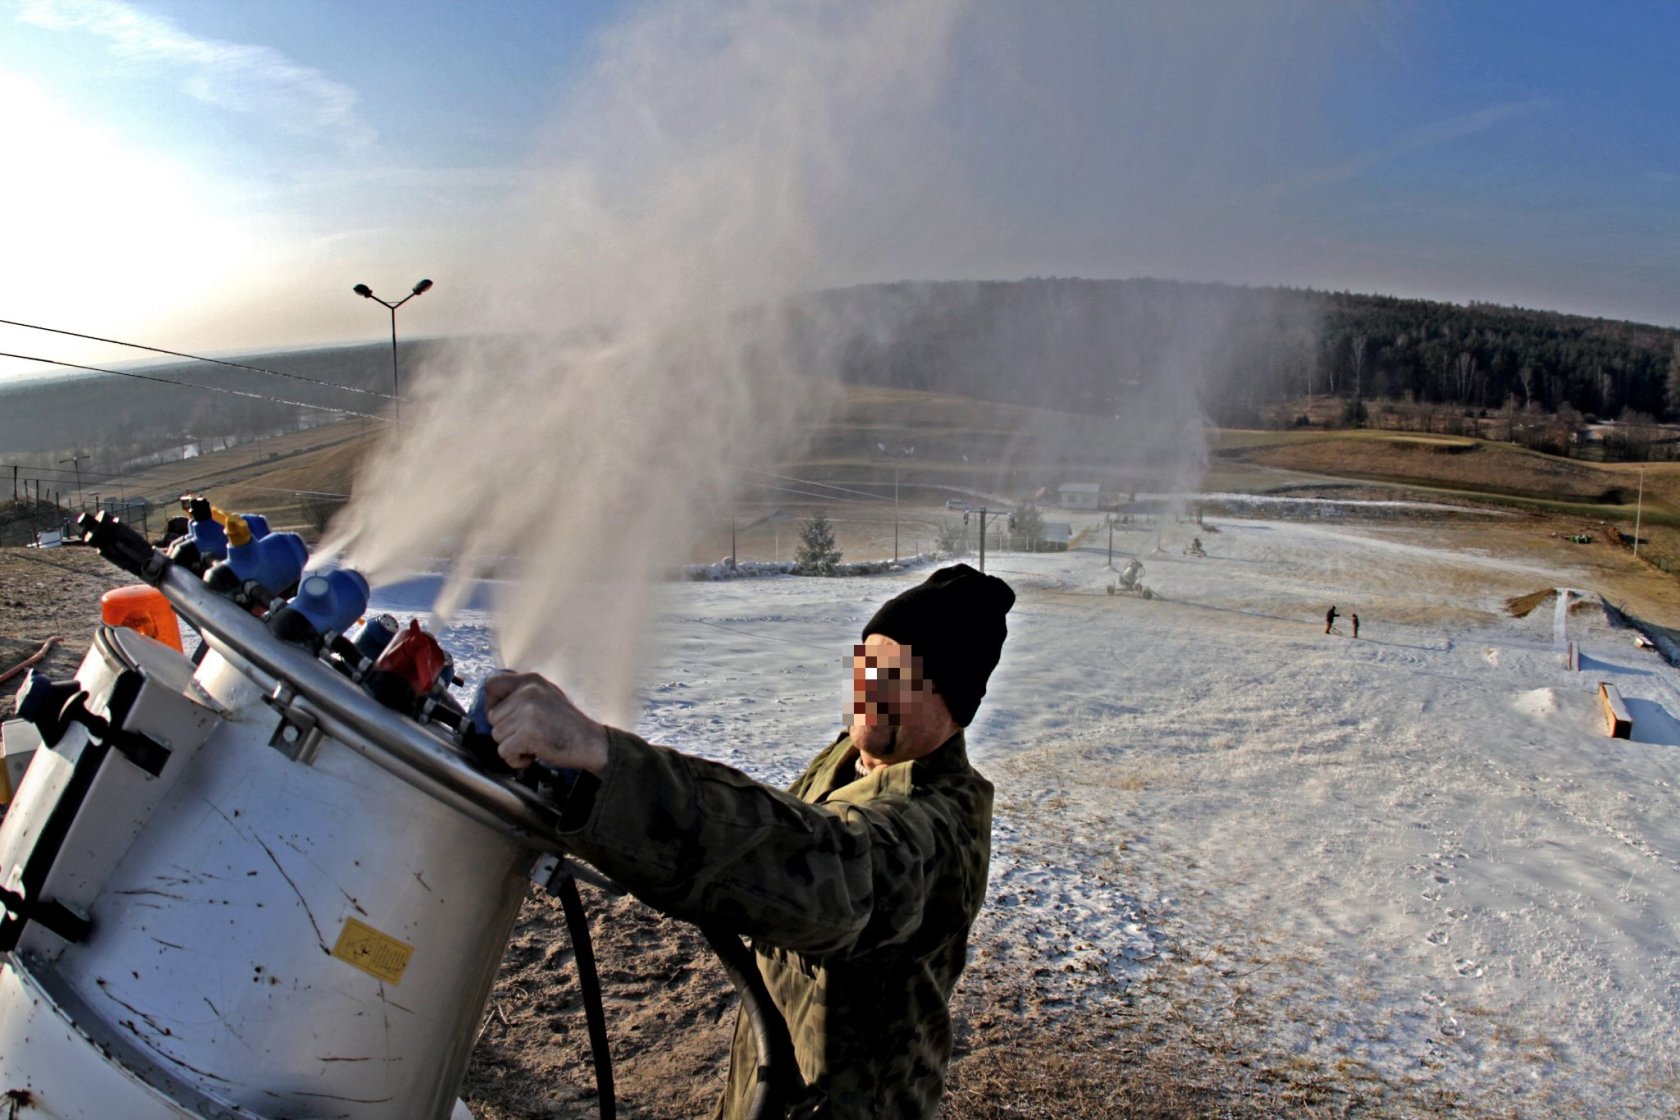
[381,512,1680,1117]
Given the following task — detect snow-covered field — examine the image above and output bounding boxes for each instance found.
[383,511,1680,1117]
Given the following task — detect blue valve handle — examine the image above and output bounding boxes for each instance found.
[14,669,77,726]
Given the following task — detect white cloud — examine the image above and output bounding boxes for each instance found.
[16,0,373,148]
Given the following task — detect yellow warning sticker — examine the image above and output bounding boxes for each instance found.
[331,917,414,986]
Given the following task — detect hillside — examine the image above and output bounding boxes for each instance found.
[7,280,1679,494]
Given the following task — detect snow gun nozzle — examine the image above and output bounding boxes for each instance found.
[268,569,371,650]
[359,620,448,717]
[459,671,579,792]
[205,516,309,607]
[350,614,399,664]
[461,674,515,775]
[77,511,164,581]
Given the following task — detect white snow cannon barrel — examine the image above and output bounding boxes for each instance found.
[0,513,577,1120]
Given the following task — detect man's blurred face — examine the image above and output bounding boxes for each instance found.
[850,633,938,761]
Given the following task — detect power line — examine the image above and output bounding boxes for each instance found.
[0,317,395,400]
[228,484,353,499]
[0,351,391,423]
[742,469,886,501]
[741,480,872,504]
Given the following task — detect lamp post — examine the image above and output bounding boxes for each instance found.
[58,454,86,510]
[352,278,433,419]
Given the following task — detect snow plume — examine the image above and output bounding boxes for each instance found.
[325,0,1344,721]
[324,0,970,723]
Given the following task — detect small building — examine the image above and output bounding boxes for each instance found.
[1058,482,1102,510]
[1041,522,1072,551]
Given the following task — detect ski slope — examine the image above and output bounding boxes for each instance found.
[383,512,1680,1117]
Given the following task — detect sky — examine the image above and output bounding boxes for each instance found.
[1,0,1678,384]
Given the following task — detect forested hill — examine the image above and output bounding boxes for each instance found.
[5,280,1678,474]
[1317,291,1680,421]
[788,279,1680,426]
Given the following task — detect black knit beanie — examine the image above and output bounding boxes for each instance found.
[861,563,1015,726]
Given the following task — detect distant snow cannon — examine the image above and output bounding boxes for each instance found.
[1107,557,1151,598]
[0,507,797,1120]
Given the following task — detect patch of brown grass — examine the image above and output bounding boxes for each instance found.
[1506,589,1555,618]
[1232,437,1619,504]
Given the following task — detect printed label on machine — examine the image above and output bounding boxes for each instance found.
[331,916,415,985]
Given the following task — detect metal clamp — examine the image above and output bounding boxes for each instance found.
[264,682,324,765]
[530,852,621,898]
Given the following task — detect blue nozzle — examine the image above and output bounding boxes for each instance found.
[223,529,308,597]
[285,569,371,637]
[351,613,400,663]
[189,517,228,562]
[467,670,515,734]
[15,669,70,724]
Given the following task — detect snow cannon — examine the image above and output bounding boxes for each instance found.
[202,513,309,605]
[0,511,583,1119]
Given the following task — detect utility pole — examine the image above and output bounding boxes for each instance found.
[893,467,899,564]
[59,454,86,510]
[976,507,989,573]
[1634,468,1644,560]
[1107,513,1114,569]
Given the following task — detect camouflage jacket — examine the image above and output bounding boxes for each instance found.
[556,727,994,1119]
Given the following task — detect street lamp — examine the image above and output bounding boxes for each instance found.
[59,454,86,510]
[352,278,433,419]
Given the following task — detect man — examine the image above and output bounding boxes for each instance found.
[1325,604,1338,634]
[485,563,1015,1118]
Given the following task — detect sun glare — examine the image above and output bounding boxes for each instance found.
[0,72,253,362]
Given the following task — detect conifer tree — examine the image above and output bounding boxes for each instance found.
[795,509,842,575]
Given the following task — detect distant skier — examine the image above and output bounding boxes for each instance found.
[1325,605,1338,634]
[1351,613,1360,639]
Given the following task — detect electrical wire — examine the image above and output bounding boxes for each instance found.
[742,468,887,501]
[0,317,395,400]
[0,351,390,423]
[741,481,870,504]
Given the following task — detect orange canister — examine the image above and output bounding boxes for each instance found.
[101,585,184,653]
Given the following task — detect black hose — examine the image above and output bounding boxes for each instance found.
[555,879,802,1120]
[700,926,802,1120]
[556,874,616,1120]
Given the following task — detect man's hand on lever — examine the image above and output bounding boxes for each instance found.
[482,672,611,776]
